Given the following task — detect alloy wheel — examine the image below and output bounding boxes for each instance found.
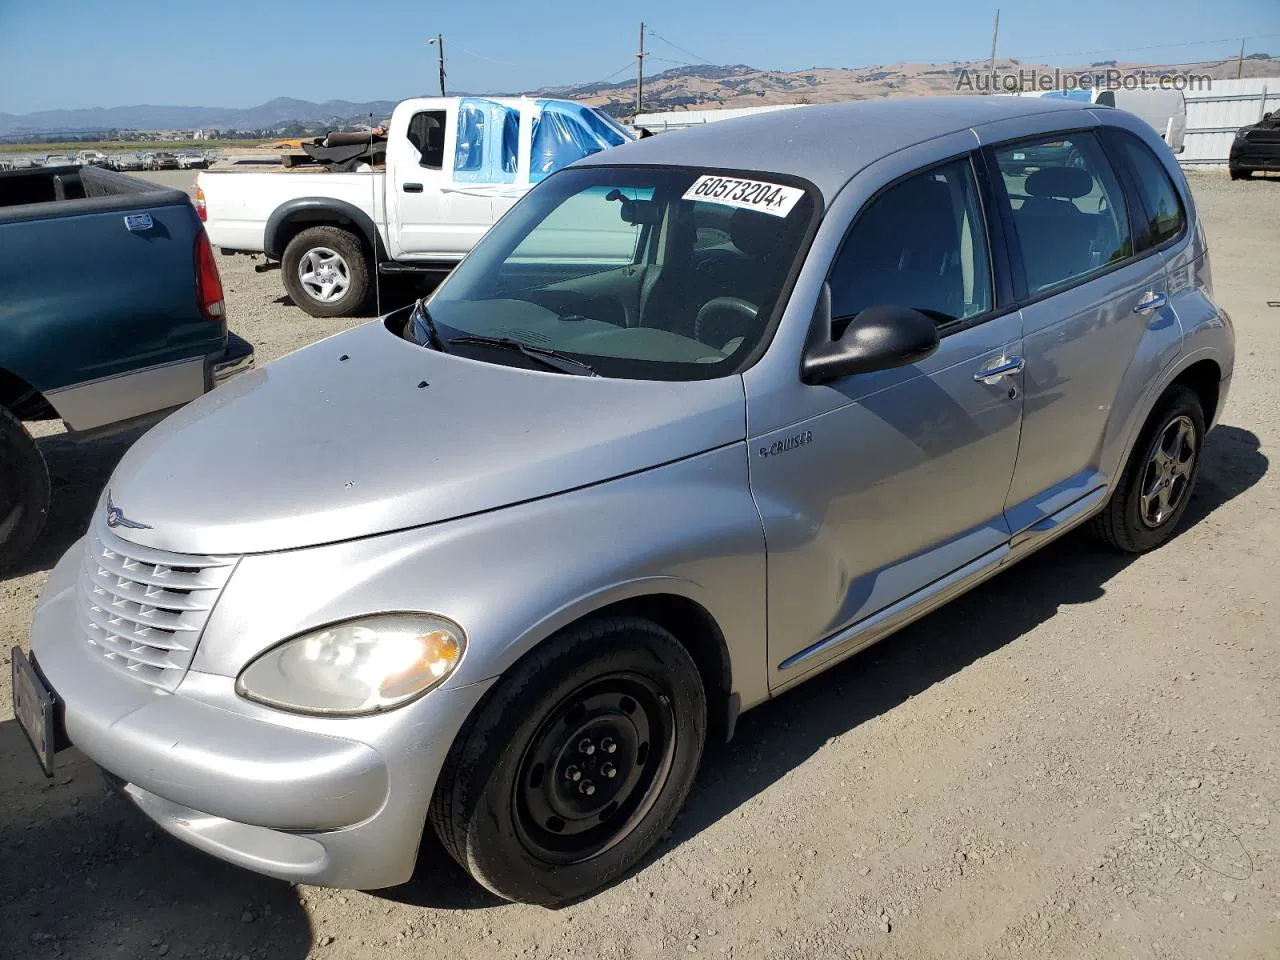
[297,247,351,304]
[1139,414,1197,528]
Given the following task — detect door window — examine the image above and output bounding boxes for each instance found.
[829,157,992,329]
[405,110,446,169]
[1111,132,1185,249]
[994,133,1132,294]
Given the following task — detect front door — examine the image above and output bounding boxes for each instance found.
[754,155,1025,685]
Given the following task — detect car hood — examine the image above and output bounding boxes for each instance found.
[105,321,747,555]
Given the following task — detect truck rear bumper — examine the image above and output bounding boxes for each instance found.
[208,331,255,387]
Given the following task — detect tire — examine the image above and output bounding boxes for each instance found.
[281,226,371,319]
[1092,384,1205,554]
[1229,168,1252,181]
[430,616,707,906]
[0,406,51,575]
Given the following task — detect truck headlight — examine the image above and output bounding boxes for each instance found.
[235,615,465,716]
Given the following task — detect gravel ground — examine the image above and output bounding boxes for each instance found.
[1,170,1278,960]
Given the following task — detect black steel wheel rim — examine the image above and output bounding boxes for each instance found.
[514,672,677,865]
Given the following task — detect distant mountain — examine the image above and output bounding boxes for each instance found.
[3,52,1275,136]
[0,97,403,137]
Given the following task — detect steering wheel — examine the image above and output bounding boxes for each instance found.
[695,296,759,351]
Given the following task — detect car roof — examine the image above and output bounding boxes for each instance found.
[577,95,1095,204]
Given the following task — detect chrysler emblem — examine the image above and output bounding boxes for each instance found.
[105,492,150,531]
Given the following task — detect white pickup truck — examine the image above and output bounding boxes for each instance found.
[196,96,633,317]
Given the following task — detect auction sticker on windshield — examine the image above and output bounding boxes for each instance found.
[683,175,804,218]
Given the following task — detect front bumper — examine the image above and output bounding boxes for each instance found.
[28,544,494,889]
[1229,141,1280,171]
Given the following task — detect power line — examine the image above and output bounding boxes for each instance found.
[449,42,519,68]
[646,27,714,66]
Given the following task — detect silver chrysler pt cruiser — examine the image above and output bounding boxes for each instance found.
[14,96,1233,905]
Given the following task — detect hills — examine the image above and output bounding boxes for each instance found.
[0,97,401,138]
[2,53,1276,137]
[539,54,1278,116]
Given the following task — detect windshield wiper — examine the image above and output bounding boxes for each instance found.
[410,299,446,352]
[447,335,598,377]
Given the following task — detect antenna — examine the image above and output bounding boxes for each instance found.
[370,111,382,317]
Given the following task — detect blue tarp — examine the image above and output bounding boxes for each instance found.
[529,100,631,182]
[454,98,520,184]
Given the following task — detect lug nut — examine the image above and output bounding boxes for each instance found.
[579,780,596,796]
[601,737,617,754]
[578,738,596,756]
[601,762,617,779]
[564,764,581,782]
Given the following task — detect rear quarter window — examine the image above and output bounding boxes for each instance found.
[1111,132,1186,250]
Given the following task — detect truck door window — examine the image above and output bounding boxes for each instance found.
[406,111,446,169]
[455,103,486,174]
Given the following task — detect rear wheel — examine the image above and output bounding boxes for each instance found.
[281,226,371,318]
[0,407,50,574]
[430,616,706,905]
[1092,384,1205,554]
[1229,167,1253,181]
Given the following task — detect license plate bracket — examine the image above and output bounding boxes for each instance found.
[11,647,57,777]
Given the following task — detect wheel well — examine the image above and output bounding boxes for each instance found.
[1172,359,1221,426]
[276,216,373,264]
[590,594,736,742]
[0,369,56,421]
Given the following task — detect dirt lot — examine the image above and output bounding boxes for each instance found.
[1,171,1278,960]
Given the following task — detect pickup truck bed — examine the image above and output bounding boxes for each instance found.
[0,164,253,572]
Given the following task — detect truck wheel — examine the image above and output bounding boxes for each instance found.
[1091,385,1205,554]
[430,616,707,906]
[0,406,50,575]
[281,226,371,319]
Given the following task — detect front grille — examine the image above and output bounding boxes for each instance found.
[78,521,238,691]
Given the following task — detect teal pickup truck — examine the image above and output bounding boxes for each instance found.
[0,164,253,572]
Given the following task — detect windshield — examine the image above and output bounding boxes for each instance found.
[412,165,817,380]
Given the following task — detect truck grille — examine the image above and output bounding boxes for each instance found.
[78,521,238,691]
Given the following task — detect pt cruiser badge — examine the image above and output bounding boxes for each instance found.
[759,430,814,459]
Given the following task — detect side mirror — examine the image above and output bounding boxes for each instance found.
[801,296,940,385]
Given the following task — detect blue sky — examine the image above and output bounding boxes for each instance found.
[1,0,1277,114]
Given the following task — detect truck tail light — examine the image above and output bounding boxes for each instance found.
[194,184,207,221]
[195,228,225,321]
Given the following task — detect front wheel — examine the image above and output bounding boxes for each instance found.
[1092,384,1205,554]
[281,226,371,318]
[430,616,706,905]
[1229,167,1253,181]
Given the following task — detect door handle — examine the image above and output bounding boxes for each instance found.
[1134,291,1168,313]
[974,355,1025,383]
[403,183,424,193]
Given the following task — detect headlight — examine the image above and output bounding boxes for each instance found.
[235,614,465,716]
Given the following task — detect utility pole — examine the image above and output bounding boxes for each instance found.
[987,9,1000,93]
[636,22,646,117]
[428,34,446,96]
[1237,38,1246,79]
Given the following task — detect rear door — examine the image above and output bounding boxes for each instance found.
[988,130,1177,535]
